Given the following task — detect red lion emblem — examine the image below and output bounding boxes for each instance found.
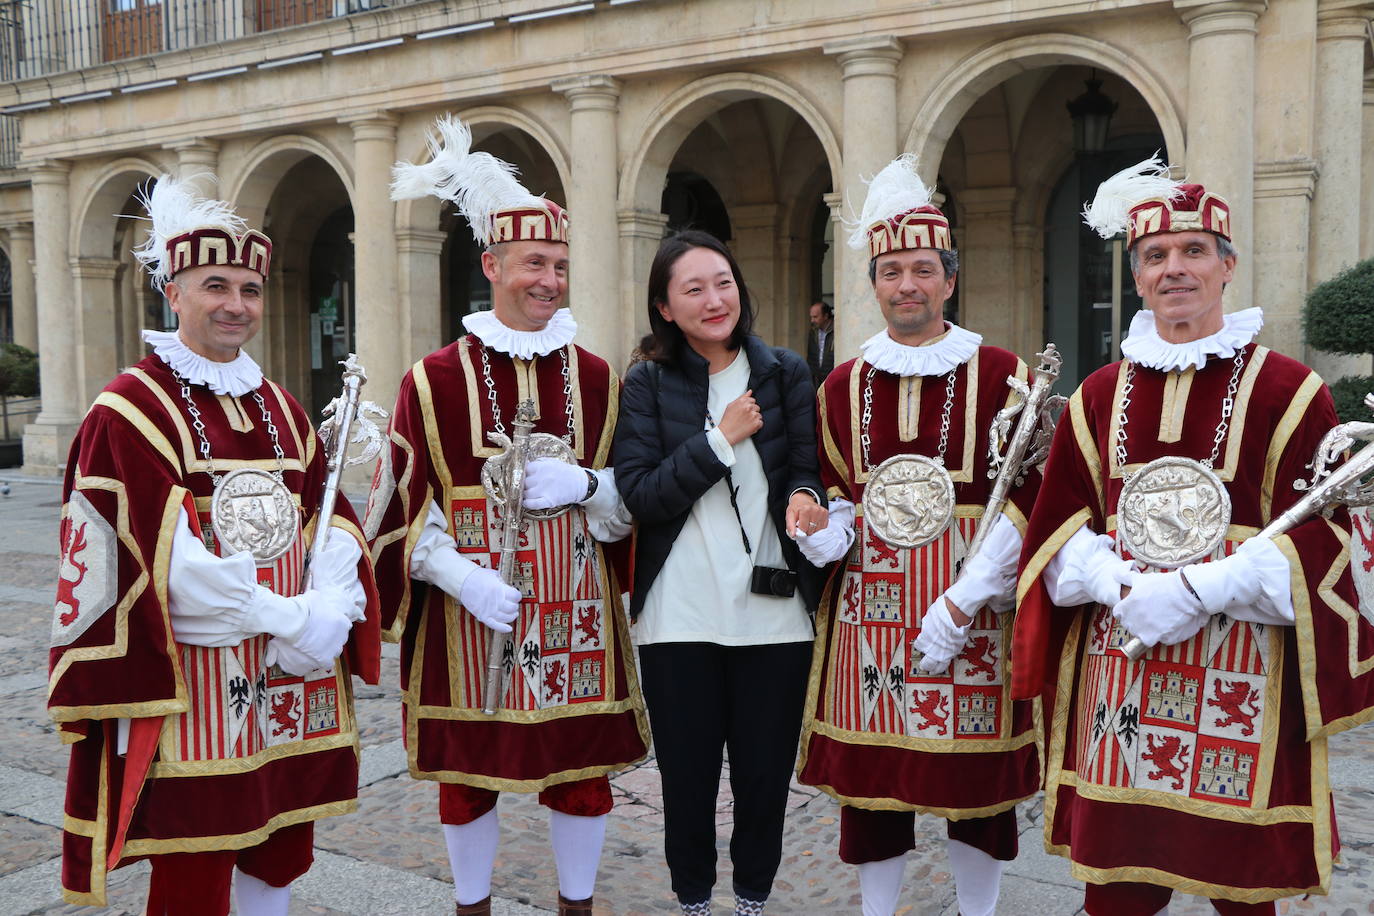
[575,607,600,645]
[269,692,301,737]
[1353,514,1374,573]
[56,520,90,627]
[543,659,566,699]
[1092,612,1112,648]
[1143,733,1191,790]
[958,635,998,681]
[843,577,862,617]
[909,689,949,735]
[1207,678,1260,736]
[866,530,901,569]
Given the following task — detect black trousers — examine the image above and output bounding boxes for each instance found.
[638,640,813,906]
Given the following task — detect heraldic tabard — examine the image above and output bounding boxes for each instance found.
[798,341,1042,817]
[47,355,381,905]
[1012,343,1374,901]
[366,336,649,789]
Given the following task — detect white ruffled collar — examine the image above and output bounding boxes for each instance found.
[141,329,263,397]
[462,308,578,359]
[1121,307,1263,372]
[860,323,982,377]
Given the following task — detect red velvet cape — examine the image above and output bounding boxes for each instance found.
[797,342,1042,817]
[1012,344,1374,901]
[48,355,380,905]
[365,337,648,791]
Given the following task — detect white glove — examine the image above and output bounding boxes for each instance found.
[1045,528,1136,609]
[1113,569,1209,649]
[307,527,368,622]
[523,458,590,510]
[794,498,855,566]
[459,566,522,633]
[266,636,333,677]
[913,598,969,674]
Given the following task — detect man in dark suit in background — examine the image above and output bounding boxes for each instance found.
[806,300,834,388]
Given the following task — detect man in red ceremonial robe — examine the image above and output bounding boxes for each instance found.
[47,175,380,914]
[1012,159,1374,914]
[792,155,1040,916]
[370,115,648,916]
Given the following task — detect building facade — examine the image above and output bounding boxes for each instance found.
[0,0,1371,476]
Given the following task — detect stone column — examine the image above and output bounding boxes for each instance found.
[167,138,220,195]
[617,207,669,363]
[1012,222,1043,358]
[957,186,1018,351]
[823,192,852,362]
[1173,0,1266,310]
[396,228,448,364]
[1307,0,1374,379]
[553,75,622,364]
[731,203,781,344]
[23,162,79,475]
[344,114,402,412]
[1253,159,1318,358]
[71,257,123,408]
[6,224,36,351]
[824,36,903,359]
[1363,75,1374,261]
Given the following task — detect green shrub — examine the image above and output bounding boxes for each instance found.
[1304,258,1374,356]
[1328,376,1374,423]
[0,342,38,398]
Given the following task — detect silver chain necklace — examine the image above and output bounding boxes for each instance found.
[479,344,576,446]
[1114,350,1246,568]
[174,370,296,563]
[860,365,958,472]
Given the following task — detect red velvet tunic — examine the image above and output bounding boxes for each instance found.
[797,344,1042,817]
[365,336,648,791]
[47,355,380,906]
[1012,343,1374,902]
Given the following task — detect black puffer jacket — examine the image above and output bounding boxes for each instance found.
[614,334,827,621]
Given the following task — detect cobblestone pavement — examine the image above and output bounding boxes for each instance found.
[3,475,1374,914]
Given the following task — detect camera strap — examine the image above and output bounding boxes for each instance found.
[704,407,753,556]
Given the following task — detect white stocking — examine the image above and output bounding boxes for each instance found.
[549,810,606,901]
[946,838,1003,916]
[233,869,290,916]
[857,855,905,916]
[444,808,500,905]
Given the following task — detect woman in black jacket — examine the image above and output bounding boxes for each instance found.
[613,230,829,916]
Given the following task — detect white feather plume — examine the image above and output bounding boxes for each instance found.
[845,154,934,250]
[132,173,246,291]
[391,114,544,245]
[1081,156,1182,239]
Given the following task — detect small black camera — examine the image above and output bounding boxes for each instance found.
[750,565,798,598]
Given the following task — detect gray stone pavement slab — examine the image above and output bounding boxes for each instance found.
[4,477,1374,913]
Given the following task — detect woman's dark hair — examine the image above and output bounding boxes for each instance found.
[645,229,755,364]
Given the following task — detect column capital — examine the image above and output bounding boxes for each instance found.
[1365,74,1374,104]
[26,160,71,183]
[164,137,220,158]
[552,74,622,111]
[395,228,448,255]
[1012,223,1040,247]
[1173,1,1267,36]
[959,186,1018,215]
[1316,1,1374,38]
[1253,158,1319,199]
[617,207,669,241]
[823,36,902,78]
[69,256,122,279]
[823,191,845,220]
[731,203,780,230]
[1,221,34,238]
[342,112,399,141]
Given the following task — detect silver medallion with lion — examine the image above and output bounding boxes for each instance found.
[1116,456,1230,567]
[862,454,956,549]
[210,468,299,563]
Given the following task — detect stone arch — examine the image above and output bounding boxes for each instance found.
[393,105,571,233]
[224,133,355,229]
[72,155,168,258]
[620,71,842,214]
[906,34,1185,176]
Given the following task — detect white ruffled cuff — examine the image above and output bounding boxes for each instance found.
[142,329,263,396]
[410,500,482,598]
[859,323,981,377]
[1120,307,1263,371]
[462,308,578,359]
[1181,537,1294,625]
[945,513,1021,615]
